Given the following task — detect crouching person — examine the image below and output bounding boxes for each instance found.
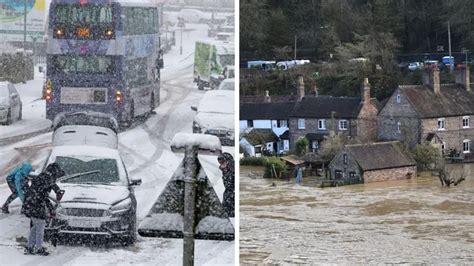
[23,164,61,256]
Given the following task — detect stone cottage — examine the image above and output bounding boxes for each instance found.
[289,77,379,150]
[378,65,474,157]
[329,141,417,183]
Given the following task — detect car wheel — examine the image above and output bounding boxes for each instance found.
[122,217,137,246]
[6,108,12,125]
[126,102,134,127]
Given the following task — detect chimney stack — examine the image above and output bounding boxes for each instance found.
[455,65,471,92]
[312,82,318,96]
[423,66,441,96]
[264,90,271,103]
[297,75,305,100]
[361,78,371,103]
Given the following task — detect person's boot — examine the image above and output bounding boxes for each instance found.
[35,247,49,256]
[1,205,8,214]
[24,247,34,255]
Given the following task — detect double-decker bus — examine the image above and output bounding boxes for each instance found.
[45,0,163,126]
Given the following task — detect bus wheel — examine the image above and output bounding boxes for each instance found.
[150,93,156,113]
[126,102,134,127]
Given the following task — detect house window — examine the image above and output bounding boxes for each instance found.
[396,94,401,103]
[343,154,348,164]
[441,142,446,152]
[349,172,356,178]
[298,118,305,129]
[318,119,326,130]
[438,118,445,130]
[463,139,470,153]
[339,120,348,130]
[462,116,470,128]
[247,120,254,128]
[278,120,288,128]
[334,170,343,179]
[397,122,401,133]
[255,145,262,154]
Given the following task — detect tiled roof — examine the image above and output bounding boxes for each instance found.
[240,102,295,120]
[291,96,363,118]
[241,128,279,146]
[346,141,416,171]
[401,84,474,118]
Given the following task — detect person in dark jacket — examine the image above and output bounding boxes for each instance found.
[23,163,64,256]
[2,162,33,214]
[43,163,65,201]
[218,153,234,217]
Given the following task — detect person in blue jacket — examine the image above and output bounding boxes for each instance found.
[2,162,33,214]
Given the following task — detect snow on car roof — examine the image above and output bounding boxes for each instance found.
[198,90,234,114]
[195,112,233,130]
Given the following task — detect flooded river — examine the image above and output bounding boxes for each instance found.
[240,165,474,264]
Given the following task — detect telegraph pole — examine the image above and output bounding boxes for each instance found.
[23,0,28,83]
[448,21,453,71]
[294,35,297,60]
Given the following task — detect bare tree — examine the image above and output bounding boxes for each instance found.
[437,160,466,187]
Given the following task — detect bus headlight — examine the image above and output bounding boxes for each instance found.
[54,27,65,38]
[115,90,123,104]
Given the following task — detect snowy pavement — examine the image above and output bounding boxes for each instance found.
[0,22,234,265]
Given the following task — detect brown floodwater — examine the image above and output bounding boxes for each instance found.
[240,165,474,264]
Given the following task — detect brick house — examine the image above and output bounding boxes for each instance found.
[378,66,474,156]
[329,141,417,183]
[289,77,379,150]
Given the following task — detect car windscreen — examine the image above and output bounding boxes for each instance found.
[55,156,121,184]
[0,85,8,105]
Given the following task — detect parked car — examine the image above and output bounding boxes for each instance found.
[0,81,22,125]
[217,78,234,91]
[408,62,423,71]
[44,113,141,244]
[191,90,234,146]
[178,9,210,23]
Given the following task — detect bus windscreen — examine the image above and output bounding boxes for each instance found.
[55,5,113,24]
[53,55,114,74]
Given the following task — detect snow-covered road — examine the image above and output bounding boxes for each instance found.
[0,22,234,265]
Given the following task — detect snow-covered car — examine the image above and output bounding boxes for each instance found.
[191,90,234,146]
[217,78,234,91]
[0,81,22,125]
[44,116,140,244]
[178,9,209,23]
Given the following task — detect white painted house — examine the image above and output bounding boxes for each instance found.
[240,100,294,154]
[240,128,279,157]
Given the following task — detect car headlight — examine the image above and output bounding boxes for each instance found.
[109,197,132,215]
